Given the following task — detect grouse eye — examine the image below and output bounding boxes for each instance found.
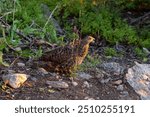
[88,36,95,42]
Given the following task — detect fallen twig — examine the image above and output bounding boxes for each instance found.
[130,11,150,25]
[0,18,31,42]
[33,39,57,48]
[9,56,20,67]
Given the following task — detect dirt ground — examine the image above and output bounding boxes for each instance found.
[0,50,141,100]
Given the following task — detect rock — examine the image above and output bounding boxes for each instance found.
[8,70,15,74]
[15,47,22,52]
[2,73,28,88]
[50,73,57,77]
[96,74,103,79]
[91,68,105,79]
[120,91,129,97]
[98,62,125,75]
[112,80,122,85]
[39,88,45,92]
[119,91,131,100]
[56,75,60,79]
[72,81,78,86]
[38,68,49,75]
[100,78,111,84]
[78,72,92,80]
[30,77,37,82]
[126,62,150,100]
[46,81,69,89]
[83,81,90,88]
[17,62,25,67]
[117,85,124,91]
[84,97,95,100]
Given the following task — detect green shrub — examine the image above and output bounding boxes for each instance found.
[79,54,100,71]
[50,0,139,45]
[104,47,117,56]
[1,0,149,58]
[135,47,147,55]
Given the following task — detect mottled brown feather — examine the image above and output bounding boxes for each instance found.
[39,36,94,74]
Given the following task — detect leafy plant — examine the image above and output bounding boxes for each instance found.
[104,47,117,56]
[135,47,148,58]
[0,51,9,67]
[79,54,100,71]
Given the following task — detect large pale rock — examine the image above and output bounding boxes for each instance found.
[2,73,28,88]
[126,62,150,100]
[98,62,125,75]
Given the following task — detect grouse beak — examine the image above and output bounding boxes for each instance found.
[87,36,95,44]
[92,38,95,43]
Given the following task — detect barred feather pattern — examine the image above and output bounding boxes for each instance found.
[39,36,94,74]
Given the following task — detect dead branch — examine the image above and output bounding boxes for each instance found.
[130,11,150,25]
[0,18,56,49]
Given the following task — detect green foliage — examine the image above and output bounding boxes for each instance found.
[0,26,8,51]
[80,7,137,44]
[50,0,139,45]
[112,0,150,10]
[0,38,7,51]
[0,0,149,59]
[0,0,64,58]
[104,47,117,56]
[0,51,9,66]
[141,39,150,49]
[134,47,148,58]
[137,27,150,48]
[79,54,100,71]
[19,47,42,58]
[1,0,61,44]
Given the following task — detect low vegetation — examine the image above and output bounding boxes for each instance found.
[0,0,149,64]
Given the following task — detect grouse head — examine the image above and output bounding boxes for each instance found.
[82,36,95,45]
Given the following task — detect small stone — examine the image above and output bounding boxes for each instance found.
[48,89,55,93]
[120,91,129,97]
[2,73,28,88]
[31,77,37,82]
[17,62,25,67]
[112,80,122,85]
[117,85,124,91]
[38,68,49,75]
[8,70,15,74]
[96,73,104,79]
[84,97,95,100]
[50,73,57,77]
[100,78,110,84]
[83,81,90,88]
[72,81,78,86]
[56,75,60,79]
[39,88,45,92]
[46,81,69,89]
[15,47,22,51]
[78,72,92,80]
